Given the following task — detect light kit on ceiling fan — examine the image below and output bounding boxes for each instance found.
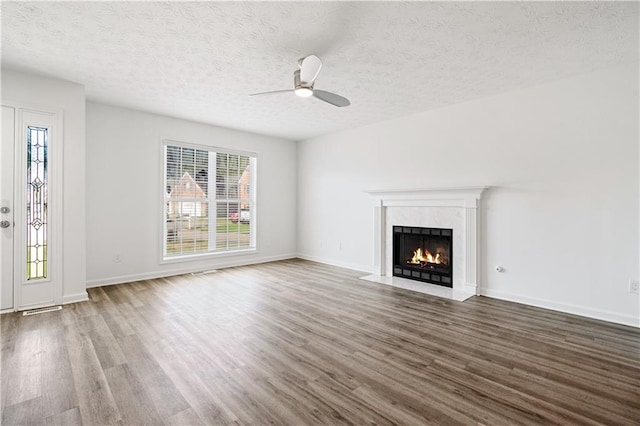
[251,55,350,107]
[294,88,313,97]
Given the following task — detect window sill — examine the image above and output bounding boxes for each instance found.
[160,247,257,265]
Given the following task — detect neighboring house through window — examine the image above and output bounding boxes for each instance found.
[163,141,256,259]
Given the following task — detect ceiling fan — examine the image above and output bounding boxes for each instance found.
[250,55,350,107]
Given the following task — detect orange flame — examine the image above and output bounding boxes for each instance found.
[410,247,442,265]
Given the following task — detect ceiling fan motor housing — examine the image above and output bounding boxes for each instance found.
[294,69,313,90]
[294,69,314,97]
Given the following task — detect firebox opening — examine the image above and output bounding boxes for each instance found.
[392,226,453,287]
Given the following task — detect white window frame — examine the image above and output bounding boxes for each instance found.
[160,139,257,263]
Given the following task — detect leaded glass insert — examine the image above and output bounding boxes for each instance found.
[27,126,48,280]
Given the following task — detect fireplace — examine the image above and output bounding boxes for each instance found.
[392,226,453,287]
[364,187,488,300]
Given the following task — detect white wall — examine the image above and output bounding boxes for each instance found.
[2,69,88,304]
[297,64,639,327]
[86,102,297,286]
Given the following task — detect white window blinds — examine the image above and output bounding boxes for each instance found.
[163,142,256,259]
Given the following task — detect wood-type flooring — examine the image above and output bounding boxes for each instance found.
[2,259,639,425]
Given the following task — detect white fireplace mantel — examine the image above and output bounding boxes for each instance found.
[365,186,488,208]
[363,186,489,301]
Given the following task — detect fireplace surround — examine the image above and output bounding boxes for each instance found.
[362,187,488,301]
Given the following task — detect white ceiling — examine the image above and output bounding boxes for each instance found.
[2,1,638,141]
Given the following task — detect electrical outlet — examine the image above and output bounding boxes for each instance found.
[630,280,640,294]
[113,253,121,263]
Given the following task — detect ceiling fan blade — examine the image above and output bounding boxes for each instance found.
[299,55,322,84]
[313,89,351,107]
[250,89,293,96]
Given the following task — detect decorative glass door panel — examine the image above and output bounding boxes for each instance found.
[26,126,48,280]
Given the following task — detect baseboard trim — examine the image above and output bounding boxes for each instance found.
[465,282,478,295]
[295,254,373,274]
[63,292,89,305]
[86,253,298,288]
[480,288,639,328]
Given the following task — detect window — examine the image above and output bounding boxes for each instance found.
[163,141,256,259]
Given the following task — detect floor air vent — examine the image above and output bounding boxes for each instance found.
[22,306,62,316]
[191,270,219,276]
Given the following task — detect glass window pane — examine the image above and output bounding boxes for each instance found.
[26,126,48,280]
[164,143,254,258]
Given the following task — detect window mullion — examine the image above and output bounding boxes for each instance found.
[208,151,216,251]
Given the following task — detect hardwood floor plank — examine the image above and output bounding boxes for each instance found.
[83,314,127,370]
[103,363,164,425]
[350,383,456,425]
[1,259,639,425]
[64,320,121,425]
[508,366,638,423]
[226,366,309,425]
[146,339,238,424]
[44,407,82,426]
[2,316,43,407]
[1,396,43,425]
[165,407,203,425]
[114,334,190,419]
[40,313,77,418]
[347,350,540,425]
[90,288,136,338]
[262,369,356,424]
[427,358,603,425]
[0,312,19,351]
[255,374,356,425]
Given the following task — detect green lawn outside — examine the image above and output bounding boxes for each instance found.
[216,218,250,233]
[165,217,250,255]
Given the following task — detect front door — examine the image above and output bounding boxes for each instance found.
[1,105,63,311]
[1,106,15,311]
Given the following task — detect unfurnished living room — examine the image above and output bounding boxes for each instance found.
[1,1,639,425]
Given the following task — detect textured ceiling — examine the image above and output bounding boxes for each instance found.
[2,1,638,141]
